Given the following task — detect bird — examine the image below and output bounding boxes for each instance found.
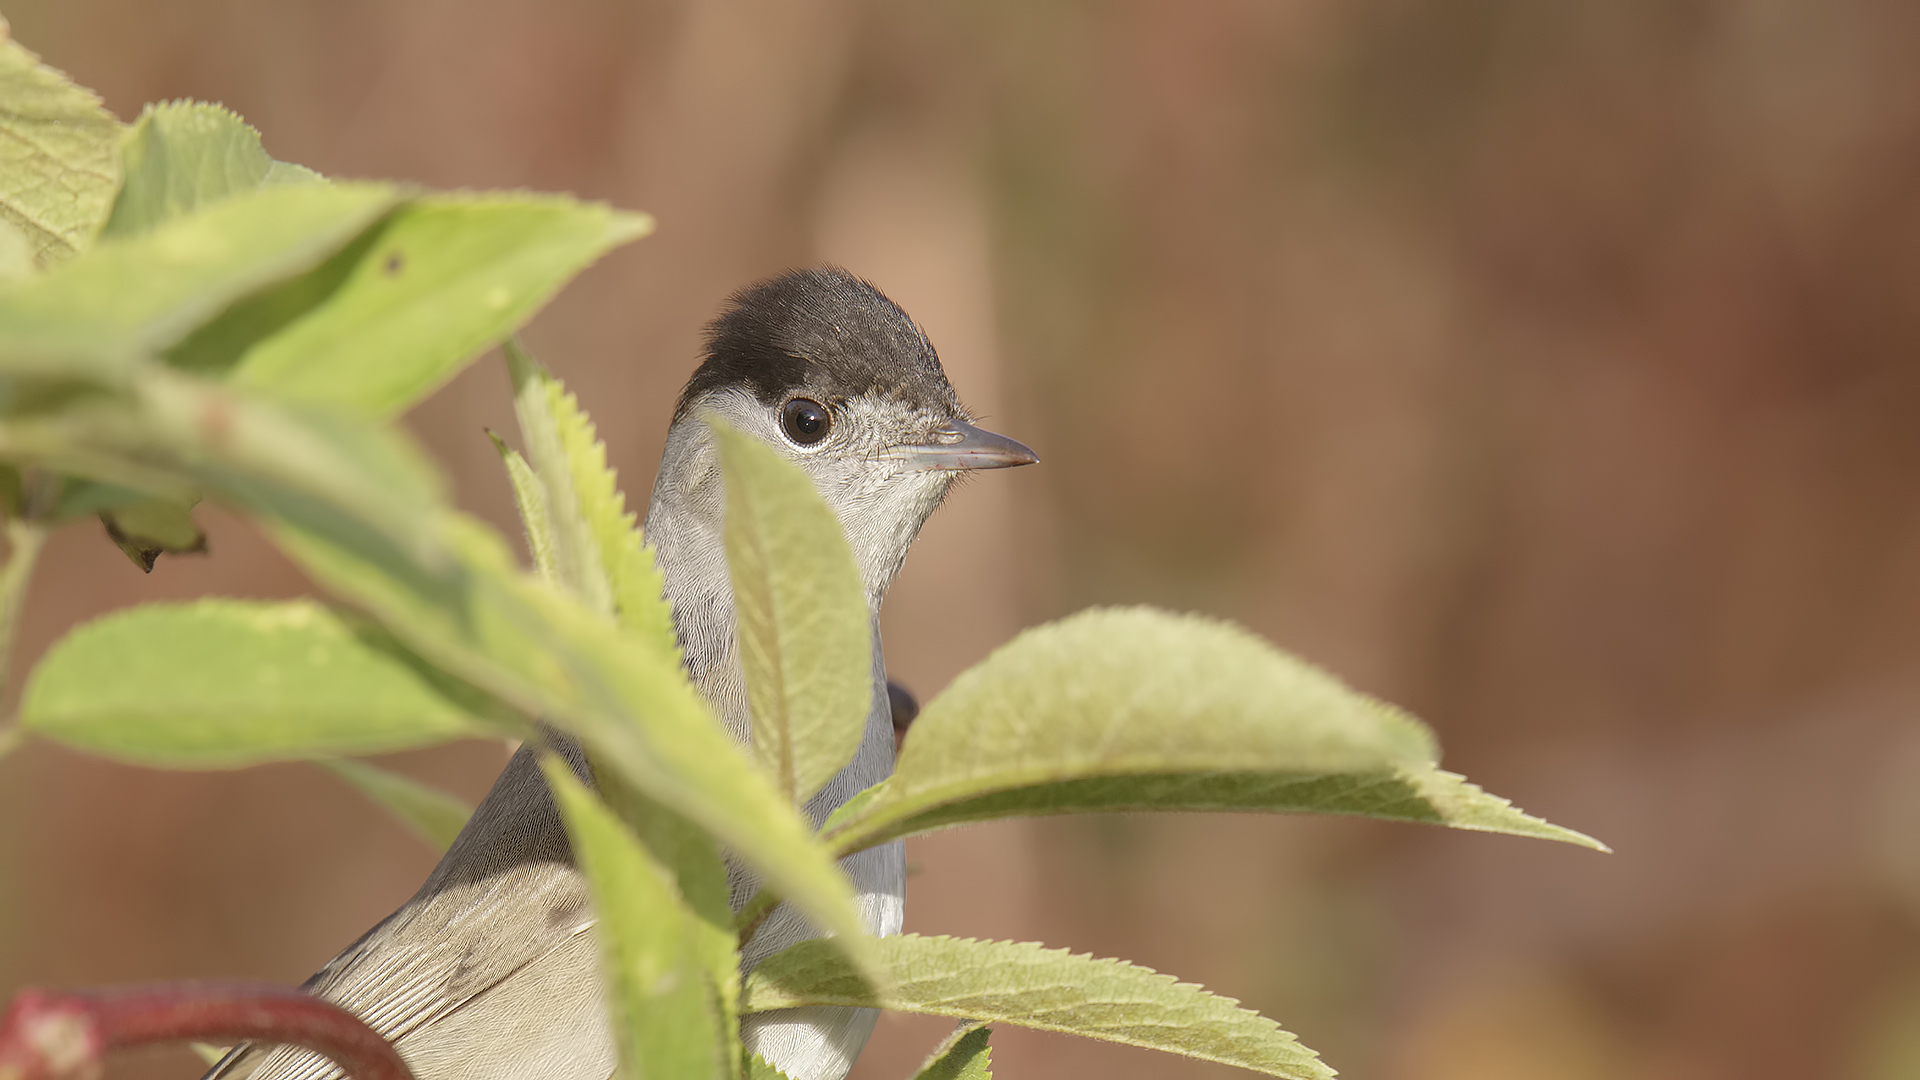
[206,267,1038,1080]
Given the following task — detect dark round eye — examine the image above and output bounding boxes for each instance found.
[781,398,831,445]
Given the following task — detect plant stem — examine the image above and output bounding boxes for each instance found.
[0,983,415,1080]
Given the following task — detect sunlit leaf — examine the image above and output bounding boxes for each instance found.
[506,342,611,613]
[103,100,324,238]
[592,770,743,1079]
[321,757,473,852]
[269,512,879,982]
[743,935,1331,1080]
[0,182,398,381]
[490,429,557,580]
[912,1024,992,1080]
[824,607,1435,852]
[221,197,653,416]
[712,421,870,805]
[544,755,730,1080]
[0,36,122,267]
[19,598,493,766]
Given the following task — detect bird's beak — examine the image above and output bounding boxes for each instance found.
[895,419,1039,472]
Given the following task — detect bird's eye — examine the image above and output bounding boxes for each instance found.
[781,398,832,445]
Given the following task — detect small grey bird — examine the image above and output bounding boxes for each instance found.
[207,268,1036,1080]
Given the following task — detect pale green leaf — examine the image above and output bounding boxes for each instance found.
[712,421,871,805]
[514,340,679,653]
[0,36,121,267]
[746,1054,796,1080]
[225,196,654,416]
[490,429,557,580]
[912,1023,992,1080]
[0,182,399,380]
[268,511,879,983]
[0,367,447,569]
[592,770,742,1077]
[823,607,1438,853]
[103,101,324,238]
[743,935,1331,1080]
[0,219,35,280]
[543,755,729,1080]
[19,598,492,766]
[101,493,204,571]
[321,758,473,852]
[506,341,612,613]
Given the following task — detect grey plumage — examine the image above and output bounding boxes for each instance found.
[204,268,1034,1080]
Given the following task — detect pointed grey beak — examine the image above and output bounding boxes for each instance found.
[896,419,1039,472]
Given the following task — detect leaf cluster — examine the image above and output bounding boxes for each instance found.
[0,36,1603,1080]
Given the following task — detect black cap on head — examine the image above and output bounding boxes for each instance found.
[674,267,964,423]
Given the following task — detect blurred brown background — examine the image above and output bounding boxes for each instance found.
[5,1,1920,1077]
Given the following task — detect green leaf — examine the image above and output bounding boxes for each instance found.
[0,219,35,281]
[518,340,675,645]
[912,1024,992,1080]
[543,755,730,1080]
[320,758,473,852]
[506,342,612,613]
[743,935,1331,1080]
[19,598,493,766]
[490,428,558,580]
[0,36,122,268]
[269,511,879,982]
[100,493,204,571]
[746,1054,796,1080]
[103,101,324,238]
[0,182,399,380]
[221,196,653,416]
[712,421,871,805]
[0,368,447,570]
[822,607,1437,853]
[592,770,743,1078]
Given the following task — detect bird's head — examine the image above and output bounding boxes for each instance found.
[653,267,1035,603]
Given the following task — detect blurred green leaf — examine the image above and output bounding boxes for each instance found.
[743,935,1331,1080]
[321,758,473,852]
[0,182,398,381]
[594,771,743,1078]
[101,493,204,571]
[912,1024,992,1080]
[490,429,558,580]
[0,220,35,281]
[746,1054,796,1080]
[0,369,446,570]
[269,512,879,981]
[20,598,492,766]
[509,342,677,652]
[103,101,324,238]
[543,755,730,1080]
[220,197,653,416]
[712,421,871,805]
[0,37,122,267]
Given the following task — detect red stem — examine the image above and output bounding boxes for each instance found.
[0,982,414,1080]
